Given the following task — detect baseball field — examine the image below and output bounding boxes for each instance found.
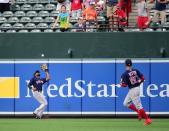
[0,118,168,131]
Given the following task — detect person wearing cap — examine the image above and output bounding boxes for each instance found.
[73,17,85,32]
[28,67,50,119]
[120,59,152,125]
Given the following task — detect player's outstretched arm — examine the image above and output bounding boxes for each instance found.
[45,70,50,81]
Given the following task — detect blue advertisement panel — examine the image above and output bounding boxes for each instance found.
[0,62,15,113]
[116,60,150,113]
[150,61,169,113]
[0,59,169,115]
[82,60,116,114]
[48,61,82,112]
[15,61,49,113]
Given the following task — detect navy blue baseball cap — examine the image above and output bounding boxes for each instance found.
[125,59,132,66]
[34,70,40,75]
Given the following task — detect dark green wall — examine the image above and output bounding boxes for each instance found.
[0,32,169,58]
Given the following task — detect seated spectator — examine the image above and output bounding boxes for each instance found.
[0,0,10,13]
[113,3,127,31]
[72,17,85,32]
[53,5,70,32]
[149,0,168,26]
[70,0,83,19]
[137,0,151,31]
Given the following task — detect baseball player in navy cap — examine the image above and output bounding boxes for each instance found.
[28,64,50,119]
[120,59,152,125]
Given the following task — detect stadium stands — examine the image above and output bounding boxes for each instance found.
[0,1,168,32]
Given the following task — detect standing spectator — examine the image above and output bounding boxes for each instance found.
[105,0,118,31]
[113,3,127,31]
[0,0,10,13]
[56,0,71,12]
[70,0,83,19]
[53,5,70,32]
[83,1,97,31]
[73,17,85,31]
[137,0,151,31]
[119,0,132,13]
[150,0,168,25]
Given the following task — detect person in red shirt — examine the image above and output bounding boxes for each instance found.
[113,3,127,31]
[70,0,83,19]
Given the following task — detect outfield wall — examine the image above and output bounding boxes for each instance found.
[0,32,169,58]
[0,59,169,116]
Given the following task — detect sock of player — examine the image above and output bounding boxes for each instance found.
[128,104,138,113]
[139,108,149,119]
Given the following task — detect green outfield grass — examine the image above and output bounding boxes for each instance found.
[0,119,168,131]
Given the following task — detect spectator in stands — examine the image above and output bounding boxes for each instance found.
[56,0,71,12]
[70,0,83,19]
[72,17,85,31]
[83,1,97,31]
[96,0,105,16]
[118,0,132,13]
[137,0,151,31]
[0,0,10,13]
[105,0,118,31]
[113,3,127,31]
[150,0,168,26]
[53,5,70,32]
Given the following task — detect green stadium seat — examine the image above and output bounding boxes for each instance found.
[26,11,38,17]
[28,0,39,4]
[1,23,12,29]
[45,4,56,11]
[20,17,32,23]
[18,29,29,32]
[50,10,59,17]
[13,23,24,29]
[30,29,42,32]
[6,30,17,33]
[44,16,55,23]
[38,11,49,17]
[15,0,26,4]
[14,11,26,17]
[25,23,36,29]
[8,17,20,23]
[44,29,53,32]
[0,17,7,24]
[33,4,45,11]
[37,23,48,29]
[21,4,33,11]
[3,11,14,17]
[32,17,44,23]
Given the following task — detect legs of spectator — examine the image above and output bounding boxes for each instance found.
[160,10,166,25]
[153,10,160,23]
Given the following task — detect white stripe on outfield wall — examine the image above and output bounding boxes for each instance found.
[0,112,169,115]
[0,59,169,64]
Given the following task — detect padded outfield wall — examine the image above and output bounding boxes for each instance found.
[0,59,169,116]
[0,32,169,58]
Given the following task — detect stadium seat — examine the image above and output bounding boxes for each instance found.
[8,17,20,23]
[45,4,56,11]
[6,29,17,33]
[49,22,59,28]
[13,23,24,29]
[44,16,55,23]
[26,11,38,17]
[39,0,49,4]
[3,11,13,17]
[13,5,21,11]
[0,17,7,24]
[44,29,53,32]
[33,4,45,11]
[37,23,48,29]
[30,29,41,32]
[18,29,29,32]
[50,10,59,17]
[28,0,39,4]
[38,11,49,17]
[50,0,57,4]
[21,4,33,11]
[20,17,32,23]
[25,23,36,29]
[0,23,12,29]
[15,0,26,4]
[14,11,26,17]
[32,17,44,23]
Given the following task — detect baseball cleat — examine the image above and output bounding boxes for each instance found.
[33,112,37,118]
[144,118,152,125]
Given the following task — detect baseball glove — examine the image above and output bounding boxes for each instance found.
[41,64,48,72]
